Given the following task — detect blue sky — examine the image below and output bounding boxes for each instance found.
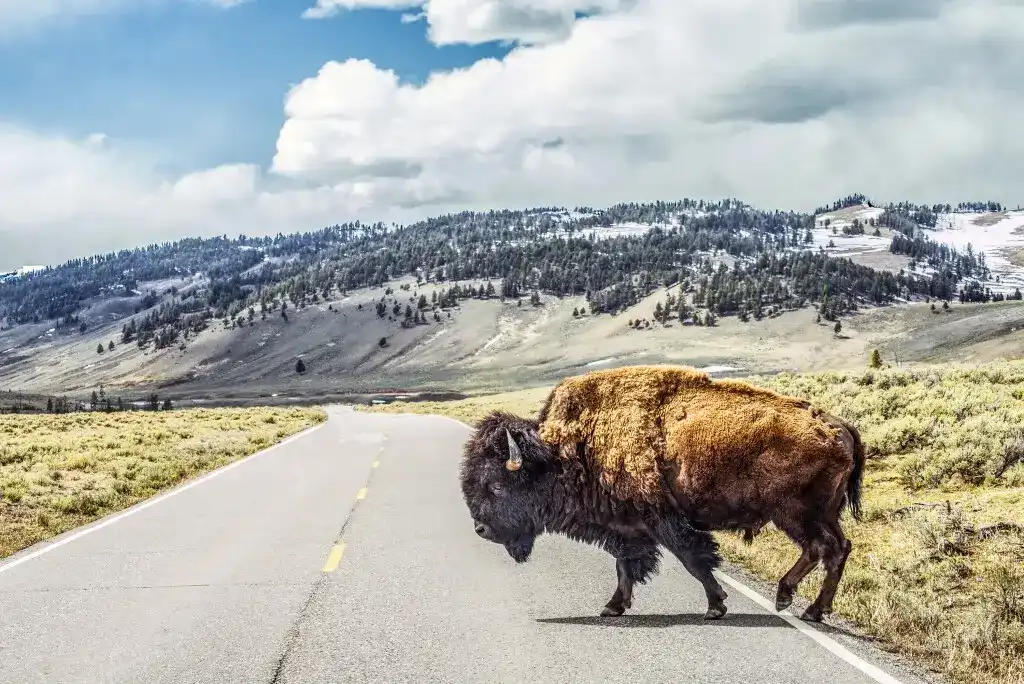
[0,0,509,175]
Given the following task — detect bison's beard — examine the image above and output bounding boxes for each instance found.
[504,536,535,563]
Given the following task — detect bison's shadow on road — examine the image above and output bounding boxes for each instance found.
[537,612,865,639]
[536,613,785,628]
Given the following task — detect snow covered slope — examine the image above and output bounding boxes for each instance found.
[814,203,1024,296]
[929,212,1024,294]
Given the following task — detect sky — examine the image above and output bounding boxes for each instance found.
[0,0,1022,270]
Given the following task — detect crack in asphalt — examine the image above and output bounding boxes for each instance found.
[268,435,386,684]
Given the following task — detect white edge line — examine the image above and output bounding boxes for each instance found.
[0,420,330,577]
[433,414,905,684]
[715,573,905,684]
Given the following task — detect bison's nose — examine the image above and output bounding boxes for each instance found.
[474,523,492,538]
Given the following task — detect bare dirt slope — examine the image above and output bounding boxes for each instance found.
[4,274,1024,399]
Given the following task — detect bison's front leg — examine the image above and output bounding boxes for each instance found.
[600,540,661,617]
[654,516,729,620]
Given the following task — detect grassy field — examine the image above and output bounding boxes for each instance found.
[361,361,1024,684]
[0,406,326,559]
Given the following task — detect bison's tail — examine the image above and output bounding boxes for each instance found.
[839,417,865,522]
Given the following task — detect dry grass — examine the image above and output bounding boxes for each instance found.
[0,406,326,559]
[365,388,553,426]
[361,361,1024,684]
[1000,247,1024,269]
[973,212,1010,228]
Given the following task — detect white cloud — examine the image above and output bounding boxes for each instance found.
[0,125,452,268]
[170,164,259,204]
[276,0,1024,211]
[302,0,625,45]
[2,0,1024,268]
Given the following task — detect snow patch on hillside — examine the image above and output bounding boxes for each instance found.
[928,211,1024,294]
[810,205,890,259]
[815,206,885,229]
[812,205,1024,295]
[808,229,891,255]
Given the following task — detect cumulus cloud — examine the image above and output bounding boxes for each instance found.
[276,0,1024,212]
[792,0,955,31]
[2,0,1024,268]
[0,126,432,269]
[302,0,625,45]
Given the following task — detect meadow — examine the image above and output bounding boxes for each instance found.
[361,360,1024,684]
[0,406,326,559]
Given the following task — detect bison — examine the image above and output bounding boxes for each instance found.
[459,365,865,622]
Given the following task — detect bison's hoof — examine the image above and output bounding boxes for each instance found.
[704,603,728,620]
[775,590,793,612]
[800,605,825,622]
[601,604,626,617]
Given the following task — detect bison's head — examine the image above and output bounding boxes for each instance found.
[459,410,558,563]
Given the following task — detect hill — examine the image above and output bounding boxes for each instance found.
[2,195,1023,401]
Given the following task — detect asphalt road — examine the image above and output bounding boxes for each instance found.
[0,407,938,684]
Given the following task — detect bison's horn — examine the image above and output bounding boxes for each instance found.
[505,429,523,471]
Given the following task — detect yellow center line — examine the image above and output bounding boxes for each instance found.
[322,544,345,573]
[357,487,368,500]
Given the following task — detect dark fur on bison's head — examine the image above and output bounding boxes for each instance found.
[459,410,560,563]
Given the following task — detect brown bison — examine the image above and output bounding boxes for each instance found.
[459,365,864,622]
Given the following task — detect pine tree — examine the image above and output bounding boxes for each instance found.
[295,358,306,374]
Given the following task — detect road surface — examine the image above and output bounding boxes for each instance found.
[0,406,937,684]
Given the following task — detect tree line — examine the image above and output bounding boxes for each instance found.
[0,197,1008,349]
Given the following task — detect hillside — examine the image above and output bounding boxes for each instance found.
[2,195,1022,401]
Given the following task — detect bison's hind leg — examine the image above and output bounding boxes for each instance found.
[601,540,661,618]
[653,516,729,621]
[801,522,852,622]
[771,515,826,614]
[772,513,853,621]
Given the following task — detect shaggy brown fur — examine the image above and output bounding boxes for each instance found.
[538,365,855,512]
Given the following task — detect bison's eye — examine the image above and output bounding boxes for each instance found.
[490,482,504,494]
